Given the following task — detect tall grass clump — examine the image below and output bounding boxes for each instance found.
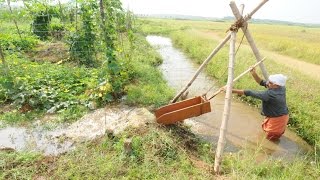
[43,126,213,179]
[123,34,174,107]
[223,148,320,179]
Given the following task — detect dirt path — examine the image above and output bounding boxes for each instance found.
[196,30,320,80]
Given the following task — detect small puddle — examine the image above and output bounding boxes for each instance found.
[0,105,154,155]
[0,126,74,155]
[147,35,312,159]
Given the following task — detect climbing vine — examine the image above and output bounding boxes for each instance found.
[29,3,59,40]
[99,0,127,98]
[68,1,97,67]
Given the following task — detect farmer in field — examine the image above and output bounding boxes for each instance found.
[229,68,289,140]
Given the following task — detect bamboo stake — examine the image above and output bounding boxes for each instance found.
[0,44,9,75]
[7,0,22,40]
[230,1,269,79]
[239,4,244,15]
[214,30,236,174]
[243,0,269,22]
[58,0,64,22]
[207,57,266,100]
[213,1,269,173]
[171,0,269,103]
[75,0,78,32]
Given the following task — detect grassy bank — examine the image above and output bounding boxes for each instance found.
[138,18,320,153]
[122,34,174,107]
[1,124,319,179]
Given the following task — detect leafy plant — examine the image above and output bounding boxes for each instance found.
[0,34,38,51]
[49,18,65,40]
[31,6,59,40]
[68,1,97,67]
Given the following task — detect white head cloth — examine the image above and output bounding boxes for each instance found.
[268,74,287,86]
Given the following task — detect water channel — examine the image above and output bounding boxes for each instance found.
[146,35,312,159]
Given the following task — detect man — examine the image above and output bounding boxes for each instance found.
[228,68,289,140]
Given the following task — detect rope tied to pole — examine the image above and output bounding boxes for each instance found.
[202,24,248,100]
[227,17,245,32]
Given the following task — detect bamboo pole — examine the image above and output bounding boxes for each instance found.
[243,0,269,22]
[171,33,231,103]
[239,4,244,15]
[171,0,269,103]
[75,0,78,32]
[58,0,64,22]
[230,1,269,79]
[7,0,22,40]
[207,57,266,100]
[0,44,9,75]
[214,30,236,174]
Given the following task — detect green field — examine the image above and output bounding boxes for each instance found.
[139,18,320,65]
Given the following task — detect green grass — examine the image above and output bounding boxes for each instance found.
[122,34,174,107]
[0,125,215,179]
[223,148,320,179]
[1,125,319,179]
[0,151,42,180]
[0,110,44,125]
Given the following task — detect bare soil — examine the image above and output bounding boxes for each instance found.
[27,41,69,63]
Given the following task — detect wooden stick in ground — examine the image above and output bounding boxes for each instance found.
[7,0,22,40]
[230,1,269,79]
[0,44,9,75]
[207,57,266,100]
[171,0,270,103]
[214,30,237,174]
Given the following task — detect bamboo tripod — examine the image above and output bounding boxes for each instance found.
[170,0,270,174]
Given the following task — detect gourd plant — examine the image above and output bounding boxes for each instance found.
[68,1,97,67]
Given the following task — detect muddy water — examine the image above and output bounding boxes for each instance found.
[146,35,312,158]
[0,106,154,155]
[0,126,74,155]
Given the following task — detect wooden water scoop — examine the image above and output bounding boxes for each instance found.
[155,58,266,125]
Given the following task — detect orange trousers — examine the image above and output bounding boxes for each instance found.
[262,114,289,140]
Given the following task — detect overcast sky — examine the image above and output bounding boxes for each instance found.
[120,0,320,24]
